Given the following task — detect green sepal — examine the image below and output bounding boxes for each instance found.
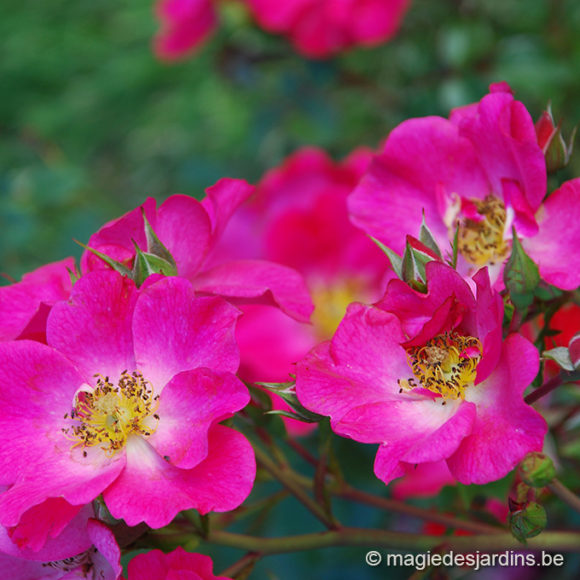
[419,212,442,258]
[142,210,177,270]
[401,235,440,289]
[503,227,540,310]
[371,236,402,279]
[131,241,178,286]
[74,239,132,278]
[259,382,327,424]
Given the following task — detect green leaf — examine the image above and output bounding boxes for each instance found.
[370,236,402,279]
[258,382,326,423]
[503,227,540,310]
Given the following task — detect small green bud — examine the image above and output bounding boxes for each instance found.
[519,452,556,488]
[509,502,547,543]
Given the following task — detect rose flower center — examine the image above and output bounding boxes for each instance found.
[398,331,482,401]
[456,195,509,267]
[63,370,160,456]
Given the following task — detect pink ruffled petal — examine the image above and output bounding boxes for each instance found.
[373,399,476,485]
[150,368,249,469]
[132,277,240,389]
[86,519,123,580]
[296,303,409,423]
[0,258,74,342]
[523,178,580,290]
[0,502,93,562]
[156,195,212,279]
[154,0,218,61]
[201,178,255,242]
[47,271,138,382]
[349,117,489,254]
[81,198,157,274]
[193,259,313,323]
[391,461,456,500]
[447,334,547,484]
[455,89,546,212]
[102,425,255,528]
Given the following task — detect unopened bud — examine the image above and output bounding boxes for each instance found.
[535,104,575,173]
[519,452,556,488]
[509,502,547,543]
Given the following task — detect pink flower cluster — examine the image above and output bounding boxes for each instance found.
[155,0,411,60]
[0,83,567,575]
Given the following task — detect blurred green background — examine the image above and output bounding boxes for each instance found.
[2,0,580,577]
[3,0,580,280]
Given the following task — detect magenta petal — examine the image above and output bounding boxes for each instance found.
[128,547,228,580]
[201,178,255,241]
[456,91,546,212]
[447,334,547,484]
[349,117,489,253]
[154,0,218,61]
[0,502,93,562]
[133,277,241,388]
[86,519,123,580]
[156,195,212,279]
[296,303,409,424]
[103,425,255,528]
[47,271,137,381]
[150,368,249,469]
[0,258,74,342]
[524,178,580,290]
[193,259,314,322]
[373,405,477,487]
[81,198,157,273]
[472,268,503,383]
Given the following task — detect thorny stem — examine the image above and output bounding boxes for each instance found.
[338,485,503,535]
[207,527,580,554]
[253,445,339,530]
[524,371,580,404]
[548,479,580,515]
[220,552,261,578]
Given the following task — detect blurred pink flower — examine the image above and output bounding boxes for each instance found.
[212,148,390,433]
[154,0,411,60]
[127,547,230,580]
[296,262,547,485]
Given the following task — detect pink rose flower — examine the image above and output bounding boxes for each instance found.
[154,0,411,60]
[82,178,313,324]
[0,270,255,530]
[296,262,547,485]
[349,82,580,290]
[127,547,230,580]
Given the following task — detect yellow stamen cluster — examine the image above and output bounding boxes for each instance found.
[63,370,160,456]
[457,195,509,266]
[398,331,482,401]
